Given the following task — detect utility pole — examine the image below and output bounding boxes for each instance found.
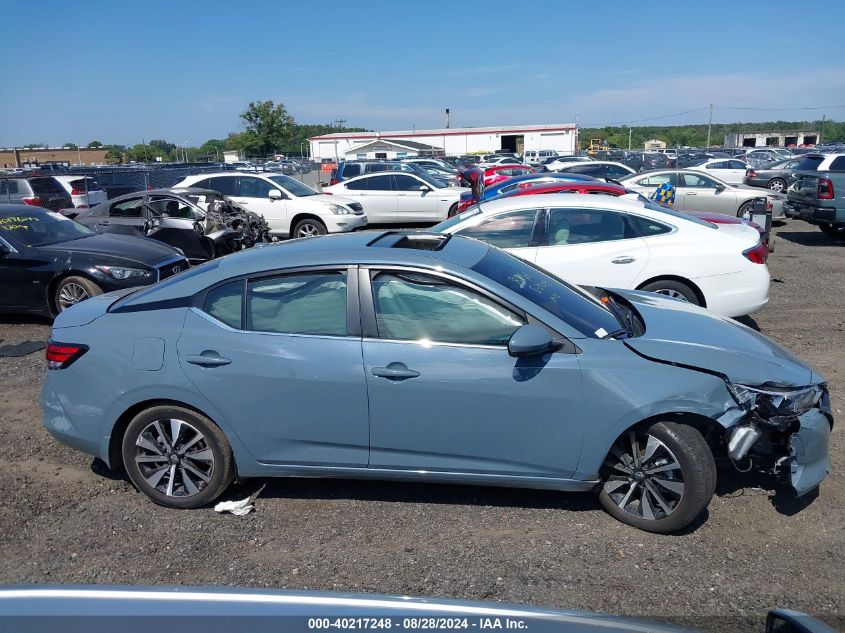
[76,140,82,166]
[628,126,632,151]
[820,114,826,145]
[574,113,579,155]
[334,118,346,129]
[706,103,713,148]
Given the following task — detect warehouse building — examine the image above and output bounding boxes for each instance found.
[309,123,577,161]
[724,130,820,148]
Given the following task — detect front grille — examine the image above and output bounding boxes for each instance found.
[157,258,190,281]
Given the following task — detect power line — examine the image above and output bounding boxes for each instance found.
[581,107,709,127]
[718,104,845,111]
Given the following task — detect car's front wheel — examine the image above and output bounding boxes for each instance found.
[292,218,327,238]
[122,405,235,509]
[598,421,716,533]
[54,275,102,313]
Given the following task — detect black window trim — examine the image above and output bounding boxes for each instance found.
[193,264,361,338]
[357,264,577,353]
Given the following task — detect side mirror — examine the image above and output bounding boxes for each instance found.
[268,189,283,200]
[507,324,556,358]
[419,184,431,192]
[715,184,726,192]
[766,609,837,633]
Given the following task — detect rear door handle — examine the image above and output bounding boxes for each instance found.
[371,363,420,380]
[686,192,697,196]
[611,256,636,264]
[186,353,231,367]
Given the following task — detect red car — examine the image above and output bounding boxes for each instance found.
[481,164,535,187]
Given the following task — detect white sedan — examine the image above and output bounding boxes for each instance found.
[688,158,750,185]
[433,194,770,317]
[176,172,366,238]
[322,172,469,223]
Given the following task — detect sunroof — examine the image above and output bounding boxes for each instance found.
[367,232,450,251]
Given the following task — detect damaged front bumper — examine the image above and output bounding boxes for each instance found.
[724,386,833,495]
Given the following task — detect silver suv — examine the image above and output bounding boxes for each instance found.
[0,176,73,212]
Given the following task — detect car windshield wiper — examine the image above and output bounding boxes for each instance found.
[601,328,631,340]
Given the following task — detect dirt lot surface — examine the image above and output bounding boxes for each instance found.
[0,219,842,632]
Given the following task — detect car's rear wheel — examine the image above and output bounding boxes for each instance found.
[767,178,786,192]
[598,421,716,533]
[122,405,235,509]
[54,276,102,313]
[292,218,327,238]
[638,279,699,305]
[819,222,845,240]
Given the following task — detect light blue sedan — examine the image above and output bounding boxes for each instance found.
[41,231,832,532]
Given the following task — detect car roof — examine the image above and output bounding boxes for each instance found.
[467,192,652,215]
[617,168,731,185]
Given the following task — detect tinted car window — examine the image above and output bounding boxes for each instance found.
[456,209,539,249]
[347,175,393,191]
[371,272,522,346]
[0,209,95,248]
[548,208,636,245]
[728,161,747,169]
[239,177,274,198]
[470,248,620,338]
[30,177,66,194]
[393,174,423,191]
[247,271,347,336]
[207,176,239,196]
[629,214,673,236]
[191,178,210,189]
[340,164,362,178]
[109,197,145,218]
[205,280,243,329]
[604,165,632,178]
[828,156,845,171]
[794,156,824,171]
[566,164,603,176]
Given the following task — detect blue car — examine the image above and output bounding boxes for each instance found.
[41,232,832,533]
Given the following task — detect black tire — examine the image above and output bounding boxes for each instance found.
[122,405,235,509]
[54,275,102,314]
[447,203,459,218]
[638,279,699,305]
[292,218,327,238]
[819,222,845,240]
[767,178,786,193]
[598,421,716,533]
[737,200,755,218]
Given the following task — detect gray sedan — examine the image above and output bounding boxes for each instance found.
[744,157,802,192]
[619,169,787,219]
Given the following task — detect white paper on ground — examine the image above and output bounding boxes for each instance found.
[213,484,266,516]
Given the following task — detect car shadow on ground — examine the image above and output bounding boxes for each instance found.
[776,228,843,247]
[732,315,761,331]
[0,314,52,326]
[714,463,819,517]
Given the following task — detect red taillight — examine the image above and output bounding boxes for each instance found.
[22,196,43,206]
[747,169,757,178]
[46,341,88,370]
[817,178,834,200]
[742,241,769,264]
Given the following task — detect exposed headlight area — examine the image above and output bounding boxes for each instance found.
[94,265,152,280]
[727,383,825,424]
[328,204,353,215]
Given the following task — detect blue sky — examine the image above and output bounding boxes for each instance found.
[2,0,844,146]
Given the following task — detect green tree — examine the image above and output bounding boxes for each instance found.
[104,145,126,164]
[63,142,78,149]
[199,138,227,160]
[239,100,294,155]
[87,140,103,148]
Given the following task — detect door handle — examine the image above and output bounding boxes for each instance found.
[611,256,636,264]
[371,363,420,380]
[186,353,231,367]
[397,193,407,197]
[686,192,697,196]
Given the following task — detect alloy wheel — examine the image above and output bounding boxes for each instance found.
[652,288,689,302]
[57,283,90,310]
[133,419,214,498]
[602,431,685,520]
[768,180,785,192]
[296,223,321,237]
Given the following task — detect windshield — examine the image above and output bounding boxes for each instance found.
[633,197,718,228]
[0,210,95,247]
[413,169,447,189]
[471,247,621,338]
[268,175,319,197]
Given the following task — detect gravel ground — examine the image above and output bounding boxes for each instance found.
[0,219,842,632]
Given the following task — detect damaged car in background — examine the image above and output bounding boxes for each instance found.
[73,188,272,263]
[41,232,831,533]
